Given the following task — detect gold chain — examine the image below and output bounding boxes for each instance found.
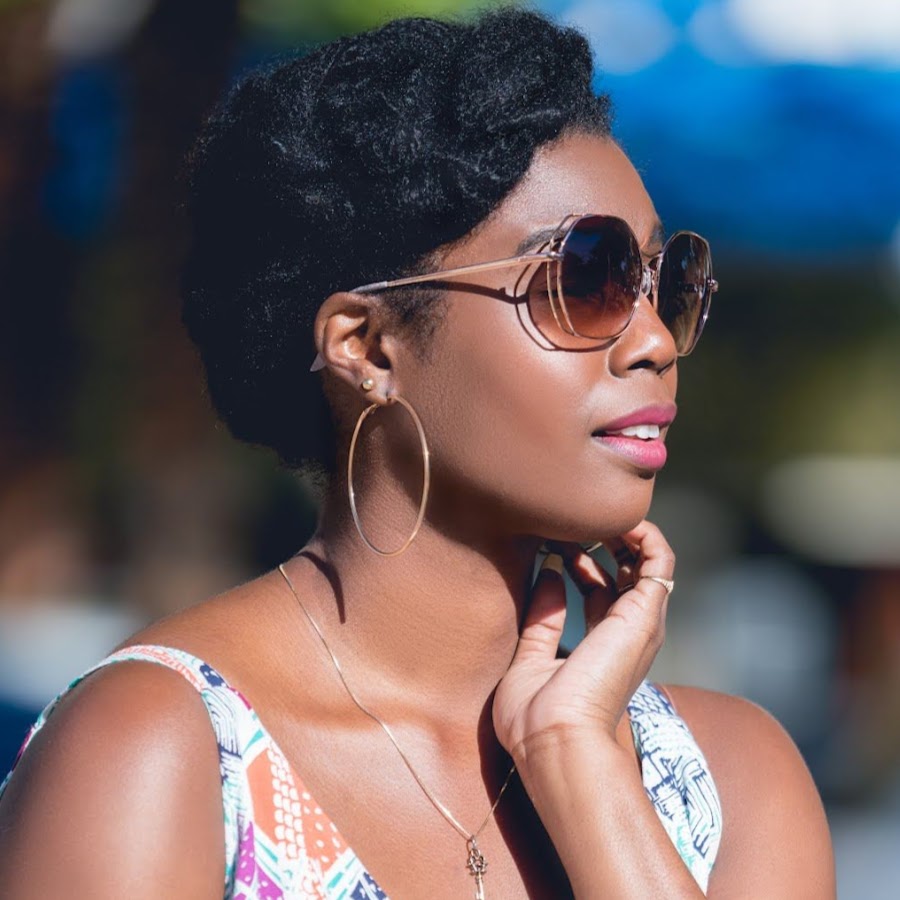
[277,561,516,899]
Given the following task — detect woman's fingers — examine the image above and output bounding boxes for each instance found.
[584,585,615,633]
[550,539,641,630]
[497,523,676,750]
[541,522,674,664]
[551,544,617,632]
[599,536,639,594]
[596,521,675,665]
[553,542,612,591]
[511,554,568,667]
[619,520,676,587]
[568,521,675,672]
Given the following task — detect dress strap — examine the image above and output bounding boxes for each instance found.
[627,680,723,894]
[0,644,253,896]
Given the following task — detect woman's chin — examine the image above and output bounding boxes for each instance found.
[536,505,652,547]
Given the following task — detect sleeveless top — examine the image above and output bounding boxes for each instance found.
[0,644,723,897]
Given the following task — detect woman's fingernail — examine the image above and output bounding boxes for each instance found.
[540,553,564,576]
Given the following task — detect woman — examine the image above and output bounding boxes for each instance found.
[0,9,833,898]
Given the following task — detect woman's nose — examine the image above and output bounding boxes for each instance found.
[608,292,678,376]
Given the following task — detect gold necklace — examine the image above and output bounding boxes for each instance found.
[278,562,517,900]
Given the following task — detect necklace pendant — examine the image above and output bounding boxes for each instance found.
[466,838,488,900]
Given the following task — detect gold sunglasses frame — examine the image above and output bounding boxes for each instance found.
[310,213,718,371]
[543,214,718,356]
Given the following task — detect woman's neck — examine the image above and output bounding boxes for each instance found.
[292,482,543,731]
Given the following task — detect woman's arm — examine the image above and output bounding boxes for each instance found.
[0,662,225,899]
[493,521,835,898]
[667,685,836,899]
[495,521,707,898]
[513,733,705,898]
[515,689,835,899]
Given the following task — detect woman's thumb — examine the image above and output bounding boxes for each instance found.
[512,553,568,665]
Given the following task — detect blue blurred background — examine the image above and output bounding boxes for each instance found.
[1,1,898,894]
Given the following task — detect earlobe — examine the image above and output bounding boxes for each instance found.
[312,291,394,398]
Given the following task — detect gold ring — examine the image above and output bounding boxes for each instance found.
[640,575,674,595]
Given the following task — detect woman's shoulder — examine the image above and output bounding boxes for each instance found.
[658,683,836,896]
[0,569,321,898]
[0,571,289,890]
[117,567,292,677]
[658,682,818,799]
[658,682,810,771]
[0,652,225,898]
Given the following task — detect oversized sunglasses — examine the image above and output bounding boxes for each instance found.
[310,213,718,370]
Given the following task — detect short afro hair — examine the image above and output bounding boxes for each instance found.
[181,7,612,475]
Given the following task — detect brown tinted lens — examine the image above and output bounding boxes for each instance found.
[523,255,572,345]
[557,216,642,339]
[657,232,712,354]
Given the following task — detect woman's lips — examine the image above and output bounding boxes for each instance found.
[596,403,677,433]
[591,402,675,470]
[592,433,668,470]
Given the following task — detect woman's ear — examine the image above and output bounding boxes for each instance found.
[312,292,397,402]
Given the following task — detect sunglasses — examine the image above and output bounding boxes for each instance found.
[310,213,718,371]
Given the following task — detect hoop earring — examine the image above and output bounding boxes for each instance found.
[347,394,431,557]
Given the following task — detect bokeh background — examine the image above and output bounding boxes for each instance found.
[1,0,898,894]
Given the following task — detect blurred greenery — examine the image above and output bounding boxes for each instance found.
[240,0,512,40]
[671,264,900,479]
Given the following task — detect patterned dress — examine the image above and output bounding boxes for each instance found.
[0,644,723,897]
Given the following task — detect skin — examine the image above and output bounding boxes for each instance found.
[0,133,835,898]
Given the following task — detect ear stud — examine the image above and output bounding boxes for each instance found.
[361,377,375,391]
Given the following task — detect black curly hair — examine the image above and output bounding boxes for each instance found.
[181,7,612,476]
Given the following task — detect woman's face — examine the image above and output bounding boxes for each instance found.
[394,133,679,543]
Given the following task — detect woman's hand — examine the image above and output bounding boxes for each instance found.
[492,521,708,898]
[492,519,675,765]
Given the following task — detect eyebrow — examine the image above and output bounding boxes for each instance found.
[515,217,668,258]
[645,220,666,254]
[515,226,561,256]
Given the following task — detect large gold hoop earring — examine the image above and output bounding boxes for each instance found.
[347,394,431,557]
